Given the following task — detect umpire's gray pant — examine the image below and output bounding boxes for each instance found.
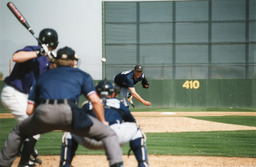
[0,103,123,167]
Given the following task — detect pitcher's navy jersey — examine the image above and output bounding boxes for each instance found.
[114,70,145,88]
[4,46,50,94]
[83,98,136,125]
[28,66,95,104]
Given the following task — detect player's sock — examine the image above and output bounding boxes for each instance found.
[19,137,37,166]
[130,137,149,167]
[59,136,78,167]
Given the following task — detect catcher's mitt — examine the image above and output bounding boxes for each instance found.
[141,77,149,89]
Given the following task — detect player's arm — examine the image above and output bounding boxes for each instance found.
[26,102,35,115]
[87,92,108,126]
[26,81,37,115]
[128,87,151,106]
[12,45,51,63]
[12,51,38,63]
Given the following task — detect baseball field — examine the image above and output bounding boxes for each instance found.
[0,108,256,167]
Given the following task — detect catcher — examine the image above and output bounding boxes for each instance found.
[114,65,151,108]
[60,80,149,167]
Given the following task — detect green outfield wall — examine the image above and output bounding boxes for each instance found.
[0,79,255,110]
[133,79,256,108]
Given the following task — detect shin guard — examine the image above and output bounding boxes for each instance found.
[59,136,78,167]
[129,137,149,167]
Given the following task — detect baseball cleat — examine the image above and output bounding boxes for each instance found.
[30,149,42,165]
[110,162,124,167]
[30,157,42,165]
[128,98,135,108]
[18,161,36,167]
[127,93,135,108]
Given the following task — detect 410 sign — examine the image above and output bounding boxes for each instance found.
[182,80,200,89]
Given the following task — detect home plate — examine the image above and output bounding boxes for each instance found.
[160,112,176,115]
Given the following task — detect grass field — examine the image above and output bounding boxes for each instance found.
[130,108,256,112]
[0,109,255,159]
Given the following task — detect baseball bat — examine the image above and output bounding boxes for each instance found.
[7,1,42,44]
[6,2,57,60]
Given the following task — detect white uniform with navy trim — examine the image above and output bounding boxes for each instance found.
[60,97,149,167]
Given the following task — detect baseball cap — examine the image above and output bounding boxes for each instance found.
[56,46,76,60]
[134,65,143,72]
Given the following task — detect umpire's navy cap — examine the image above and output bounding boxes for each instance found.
[56,46,76,60]
[134,65,143,72]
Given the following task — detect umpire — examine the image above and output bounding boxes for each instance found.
[0,47,124,167]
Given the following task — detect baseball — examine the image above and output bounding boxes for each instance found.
[101,58,106,63]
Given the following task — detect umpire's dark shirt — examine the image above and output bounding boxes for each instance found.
[28,66,96,104]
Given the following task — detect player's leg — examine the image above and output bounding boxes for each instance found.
[0,124,24,166]
[73,133,105,150]
[30,141,42,165]
[59,132,78,167]
[1,84,29,121]
[18,134,42,167]
[120,88,129,107]
[18,137,37,167]
[19,135,41,167]
[71,115,124,167]
[0,109,50,167]
[110,122,137,147]
[1,85,42,166]
[74,122,138,150]
[1,103,68,166]
[129,129,149,167]
[127,93,135,108]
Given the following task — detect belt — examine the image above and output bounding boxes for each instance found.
[40,99,67,104]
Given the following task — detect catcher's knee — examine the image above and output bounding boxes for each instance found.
[132,126,147,142]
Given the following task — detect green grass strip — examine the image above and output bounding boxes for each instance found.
[189,116,256,127]
[38,131,256,158]
[130,108,256,112]
[1,119,255,158]
[145,131,256,157]
[2,108,256,114]
[0,118,16,135]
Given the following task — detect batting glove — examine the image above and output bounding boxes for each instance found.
[36,44,49,56]
[47,51,56,61]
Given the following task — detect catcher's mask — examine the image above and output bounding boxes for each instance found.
[95,80,120,97]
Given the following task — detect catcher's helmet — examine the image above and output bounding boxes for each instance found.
[95,80,120,97]
[39,28,59,49]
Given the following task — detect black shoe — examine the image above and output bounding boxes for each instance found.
[18,161,36,167]
[110,162,124,167]
[30,149,42,165]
